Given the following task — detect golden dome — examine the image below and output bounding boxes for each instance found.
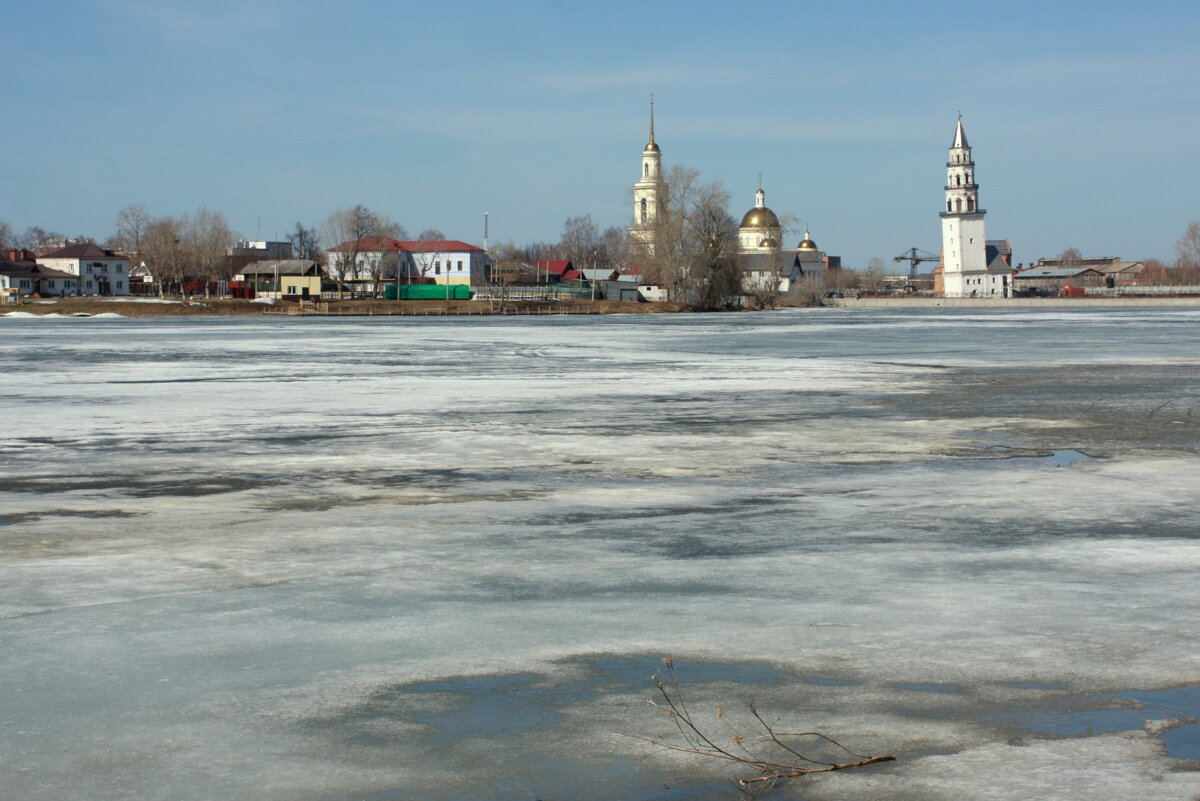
[643,142,660,153]
[797,231,818,250]
[759,237,779,249]
[740,207,781,229]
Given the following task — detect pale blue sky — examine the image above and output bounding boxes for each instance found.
[3,0,1198,266]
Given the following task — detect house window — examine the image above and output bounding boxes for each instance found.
[117,281,123,289]
[457,260,463,271]
[435,263,441,274]
[287,285,297,294]
[87,281,93,288]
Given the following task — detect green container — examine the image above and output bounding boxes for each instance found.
[385,284,471,300]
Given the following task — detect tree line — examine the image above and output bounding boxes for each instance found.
[4,206,1200,295]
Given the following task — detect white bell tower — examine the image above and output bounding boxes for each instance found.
[939,117,988,297]
[630,96,663,254]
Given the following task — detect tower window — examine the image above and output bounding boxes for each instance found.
[640,198,648,224]
[947,200,952,212]
[644,163,648,177]
[955,198,962,212]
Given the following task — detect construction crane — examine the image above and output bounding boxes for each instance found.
[893,247,940,279]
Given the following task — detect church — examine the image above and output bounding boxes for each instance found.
[627,102,836,295]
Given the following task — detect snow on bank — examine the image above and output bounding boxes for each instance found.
[3,311,125,319]
[99,297,184,304]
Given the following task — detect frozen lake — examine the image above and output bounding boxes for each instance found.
[2,308,1200,800]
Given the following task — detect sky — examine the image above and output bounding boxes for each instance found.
[3,0,1198,268]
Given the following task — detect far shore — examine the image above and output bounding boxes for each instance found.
[1,297,683,318]
[7,295,1200,318]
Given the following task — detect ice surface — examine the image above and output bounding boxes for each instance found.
[2,308,1200,800]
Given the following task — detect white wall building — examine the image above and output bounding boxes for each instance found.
[939,118,1010,298]
[37,243,130,296]
[326,238,491,289]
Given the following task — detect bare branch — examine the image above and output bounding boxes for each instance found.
[621,659,895,795]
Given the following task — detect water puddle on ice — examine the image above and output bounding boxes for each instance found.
[893,682,966,694]
[976,444,1095,468]
[996,685,1200,760]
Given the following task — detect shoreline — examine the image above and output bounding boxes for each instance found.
[7,295,1200,318]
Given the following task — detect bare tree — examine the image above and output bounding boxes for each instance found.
[560,215,601,269]
[287,222,321,261]
[1058,247,1083,269]
[416,228,445,241]
[862,257,887,294]
[17,226,66,253]
[646,165,740,308]
[1176,221,1200,271]
[624,659,894,798]
[598,225,631,274]
[183,208,237,297]
[111,205,152,258]
[0,220,11,252]
[142,216,185,296]
[323,206,407,295]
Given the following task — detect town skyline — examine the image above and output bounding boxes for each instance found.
[3,0,1198,267]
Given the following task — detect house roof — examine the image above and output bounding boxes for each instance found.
[328,237,407,253]
[399,240,485,253]
[0,262,78,279]
[238,260,322,277]
[578,268,618,280]
[1015,267,1104,279]
[329,238,486,254]
[38,243,125,260]
[1093,261,1145,275]
[532,259,572,275]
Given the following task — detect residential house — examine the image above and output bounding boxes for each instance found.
[37,243,130,296]
[234,260,325,300]
[1,250,80,298]
[402,240,490,287]
[327,238,491,292]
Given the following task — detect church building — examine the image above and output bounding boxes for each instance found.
[626,100,838,296]
[938,118,1012,297]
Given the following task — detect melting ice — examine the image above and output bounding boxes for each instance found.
[2,308,1200,800]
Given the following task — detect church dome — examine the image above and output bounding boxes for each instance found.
[759,237,779,249]
[740,207,781,229]
[643,141,660,153]
[797,232,818,250]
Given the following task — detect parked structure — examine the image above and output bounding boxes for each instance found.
[37,243,130,296]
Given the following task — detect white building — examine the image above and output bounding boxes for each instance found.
[939,118,1010,298]
[228,241,292,260]
[37,243,130,296]
[326,237,491,290]
[628,98,664,255]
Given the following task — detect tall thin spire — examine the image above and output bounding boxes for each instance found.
[952,117,968,149]
[649,93,655,146]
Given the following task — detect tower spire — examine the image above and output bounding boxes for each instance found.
[952,116,968,149]
[648,93,655,146]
